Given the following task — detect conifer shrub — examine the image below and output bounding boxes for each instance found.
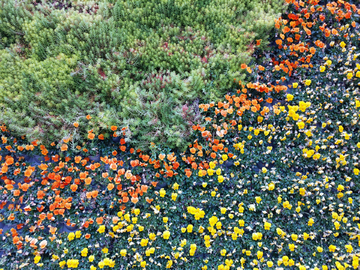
[0,0,286,150]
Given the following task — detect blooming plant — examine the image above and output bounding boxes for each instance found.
[0,0,360,269]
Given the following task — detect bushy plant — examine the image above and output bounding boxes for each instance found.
[0,0,286,151]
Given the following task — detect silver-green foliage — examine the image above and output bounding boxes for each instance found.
[0,0,286,150]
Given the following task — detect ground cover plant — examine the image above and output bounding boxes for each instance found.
[1,0,360,269]
[0,0,285,151]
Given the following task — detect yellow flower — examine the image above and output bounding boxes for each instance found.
[340,41,346,48]
[180,239,187,247]
[218,175,224,183]
[308,218,314,226]
[172,182,179,190]
[292,82,298,88]
[255,196,262,204]
[171,193,177,201]
[354,168,359,175]
[159,188,166,197]
[264,222,271,230]
[268,183,275,190]
[89,255,95,262]
[329,245,336,252]
[75,231,81,238]
[140,239,148,247]
[220,249,227,256]
[134,208,140,215]
[267,261,274,267]
[297,121,305,129]
[120,249,127,257]
[220,207,227,214]
[81,248,88,257]
[102,248,108,254]
[34,255,41,264]
[222,154,228,161]
[98,225,105,234]
[345,244,353,253]
[261,167,267,173]
[163,230,170,239]
[320,66,326,72]
[305,79,311,86]
[287,94,294,101]
[68,232,75,241]
[163,217,168,223]
[187,224,193,233]
[209,216,218,227]
[166,260,173,268]
[317,246,323,253]
[140,261,146,268]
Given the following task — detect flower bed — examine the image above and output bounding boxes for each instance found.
[1,0,360,269]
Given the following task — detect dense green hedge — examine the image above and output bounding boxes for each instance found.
[0,0,286,151]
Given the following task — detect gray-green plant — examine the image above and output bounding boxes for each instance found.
[0,0,286,150]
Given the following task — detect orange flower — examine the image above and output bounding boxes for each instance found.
[131,196,139,204]
[85,234,91,239]
[13,190,20,196]
[37,190,45,200]
[38,164,48,171]
[111,126,117,131]
[107,183,115,191]
[80,172,87,179]
[130,160,139,167]
[74,156,82,163]
[88,133,95,140]
[96,217,103,225]
[92,191,98,198]
[141,185,148,193]
[86,115,92,120]
[146,197,153,204]
[70,184,78,192]
[85,177,92,185]
[73,122,79,128]
[98,134,104,140]
[241,63,247,69]
[1,165,8,173]
[5,157,14,166]
[110,163,117,170]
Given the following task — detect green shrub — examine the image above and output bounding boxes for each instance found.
[0,0,286,150]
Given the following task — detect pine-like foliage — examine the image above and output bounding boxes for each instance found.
[0,0,287,150]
